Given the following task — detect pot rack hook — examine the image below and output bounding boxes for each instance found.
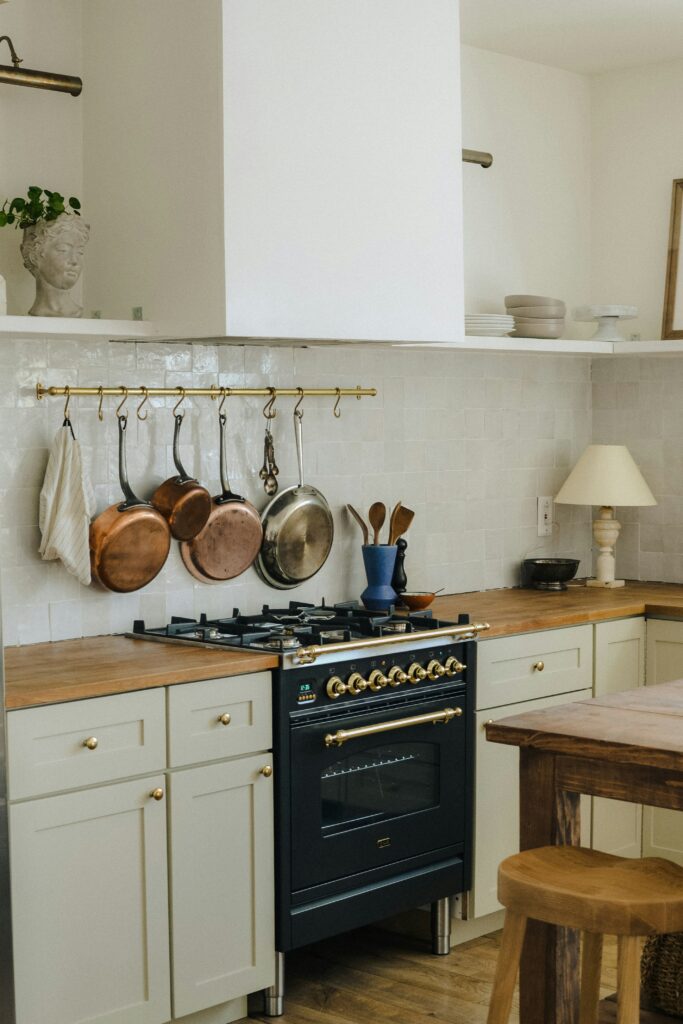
[333,388,342,419]
[136,386,149,421]
[218,385,230,414]
[173,387,186,418]
[97,386,104,422]
[294,387,305,418]
[116,387,129,419]
[63,385,71,421]
[263,387,277,420]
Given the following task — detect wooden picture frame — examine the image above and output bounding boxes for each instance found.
[662,178,683,339]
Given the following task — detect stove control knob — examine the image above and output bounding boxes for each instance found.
[368,669,389,691]
[444,656,466,677]
[427,659,446,681]
[326,676,348,700]
[407,662,427,684]
[347,672,368,696]
[387,666,408,687]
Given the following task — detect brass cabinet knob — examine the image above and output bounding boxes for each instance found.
[533,661,545,672]
[427,659,446,681]
[326,676,348,699]
[444,656,466,677]
[368,669,388,691]
[260,766,273,778]
[217,712,232,726]
[150,788,164,801]
[482,718,494,730]
[387,666,408,687]
[346,672,368,696]
[83,737,98,751]
[407,662,427,683]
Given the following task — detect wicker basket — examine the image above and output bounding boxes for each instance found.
[641,934,683,1018]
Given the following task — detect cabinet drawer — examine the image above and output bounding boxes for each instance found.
[168,673,272,768]
[7,689,166,801]
[477,625,593,711]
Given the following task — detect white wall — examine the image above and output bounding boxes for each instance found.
[460,46,593,329]
[591,59,683,341]
[0,0,83,316]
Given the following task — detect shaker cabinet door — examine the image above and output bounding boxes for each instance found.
[169,755,275,1018]
[10,778,170,1024]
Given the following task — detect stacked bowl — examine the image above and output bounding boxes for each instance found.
[505,295,566,339]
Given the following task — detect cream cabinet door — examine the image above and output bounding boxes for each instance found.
[643,619,683,866]
[169,754,275,1018]
[10,777,170,1024]
[592,618,645,858]
[472,689,591,919]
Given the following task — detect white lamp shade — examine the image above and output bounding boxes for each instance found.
[555,445,657,507]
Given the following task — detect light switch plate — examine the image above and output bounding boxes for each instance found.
[537,496,553,537]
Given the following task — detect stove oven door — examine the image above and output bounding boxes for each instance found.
[289,692,467,892]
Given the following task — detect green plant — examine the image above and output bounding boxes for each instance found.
[0,186,81,229]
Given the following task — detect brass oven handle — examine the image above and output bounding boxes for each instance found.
[324,706,462,748]
[295,623,490,664]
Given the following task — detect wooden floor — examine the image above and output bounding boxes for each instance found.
[249,926,674,1024]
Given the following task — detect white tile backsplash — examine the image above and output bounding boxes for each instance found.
[0,340,594,645]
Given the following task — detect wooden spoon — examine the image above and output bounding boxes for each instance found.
[388,501,402,545]
[368,501,386,545]
[389,504,415,545]
[346,504,369,545]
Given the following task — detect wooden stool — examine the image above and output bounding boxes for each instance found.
[486,846,683,1024]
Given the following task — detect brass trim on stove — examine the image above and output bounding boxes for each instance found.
[324,706,462,747]
[295,623,490,664]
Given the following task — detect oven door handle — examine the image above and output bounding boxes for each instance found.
[323,706,462,748]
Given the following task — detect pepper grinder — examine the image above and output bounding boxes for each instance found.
[391,537,408,595]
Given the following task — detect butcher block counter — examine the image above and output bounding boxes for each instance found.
[3,635,278,709]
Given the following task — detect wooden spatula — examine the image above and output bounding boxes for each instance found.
[389,504,415,545]
[346,504,369,545]
[368,502,386,545]
[388,501,402,545]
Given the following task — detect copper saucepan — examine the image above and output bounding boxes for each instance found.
[151,413,212,540]
[180,408,263,583]
[90,414,171,593]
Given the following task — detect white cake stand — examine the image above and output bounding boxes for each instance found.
[573,305,638,342]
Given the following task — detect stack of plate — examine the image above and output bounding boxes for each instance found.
[505,295,566,339]
[465,313,515,337]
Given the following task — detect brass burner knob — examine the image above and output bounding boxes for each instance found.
[347,672,369,696]
[444,656,466,676]
[368,669,388,691]
[407,662,427,683]
[387,666,408,687]
[326,676,348,699]
[427,659,446,681]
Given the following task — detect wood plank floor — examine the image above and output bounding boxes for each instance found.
[249,926,675,1024]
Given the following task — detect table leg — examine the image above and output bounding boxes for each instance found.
[519,748,581,1024]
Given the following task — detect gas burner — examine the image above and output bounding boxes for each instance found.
[318,629,348,642]
[381,622,410,634]
[260,630,302,651]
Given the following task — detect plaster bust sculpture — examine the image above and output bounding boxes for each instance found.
[20,213,90,317]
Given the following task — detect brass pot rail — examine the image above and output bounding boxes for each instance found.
[324,706,462,748]
[36,383,376,403]
[295,623,490,664]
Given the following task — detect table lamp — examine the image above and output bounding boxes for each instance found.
[555,445,656,588]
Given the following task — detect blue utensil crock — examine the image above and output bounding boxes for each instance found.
[361,544,398,611]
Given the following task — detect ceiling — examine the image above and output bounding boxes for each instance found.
[459,0,683,75]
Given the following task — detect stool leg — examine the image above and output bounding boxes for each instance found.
[617,936,643,1024]
[487,910,527,1024]
[579,931,603,1024]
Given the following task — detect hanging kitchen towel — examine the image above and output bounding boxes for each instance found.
[39,420,96,585]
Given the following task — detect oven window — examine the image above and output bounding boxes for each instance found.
[321,742,440,834]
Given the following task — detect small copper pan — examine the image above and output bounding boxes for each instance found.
[180,409,263,583]
[151,413,212,540]
[90,415,171,593]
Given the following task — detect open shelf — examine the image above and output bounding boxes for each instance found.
[0,315,162,342]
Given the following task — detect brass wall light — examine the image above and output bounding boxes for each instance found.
[0,35,82,96]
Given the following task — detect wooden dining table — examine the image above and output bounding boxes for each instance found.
[485,679,683,1024]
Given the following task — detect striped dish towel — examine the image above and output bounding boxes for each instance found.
[39,422,96,585]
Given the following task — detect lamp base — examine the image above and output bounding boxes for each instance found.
[586,578,625,588]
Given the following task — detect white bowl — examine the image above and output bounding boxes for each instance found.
[513,316,565,326]
[465,328,513,337]
[511,323,564,339]
[505,294,565,310]
[505,304,566,318]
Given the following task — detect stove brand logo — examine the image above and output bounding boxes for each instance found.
[376,836,392,849]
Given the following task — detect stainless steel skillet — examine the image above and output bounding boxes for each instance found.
[255,408,333,589]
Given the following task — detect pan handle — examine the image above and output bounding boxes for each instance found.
[215,411,246,506]
[294,408,305,488]
[116,415,149,510]
[172,413,196,485]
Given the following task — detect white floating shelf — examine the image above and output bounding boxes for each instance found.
[0,315,162,342]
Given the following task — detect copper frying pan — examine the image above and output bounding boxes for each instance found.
[180,409,263,582]
[151,413,212,540]
[90,415,171,592]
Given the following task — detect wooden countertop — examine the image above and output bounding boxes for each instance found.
[432,580,683,639]
[3,636,278,710]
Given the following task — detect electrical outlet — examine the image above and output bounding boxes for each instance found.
[537,496,553,537]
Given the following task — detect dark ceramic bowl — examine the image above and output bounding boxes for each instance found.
[522,558,580,591]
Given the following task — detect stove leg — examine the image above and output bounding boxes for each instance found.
[431,897,451,955]
[263,951,285,1016]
